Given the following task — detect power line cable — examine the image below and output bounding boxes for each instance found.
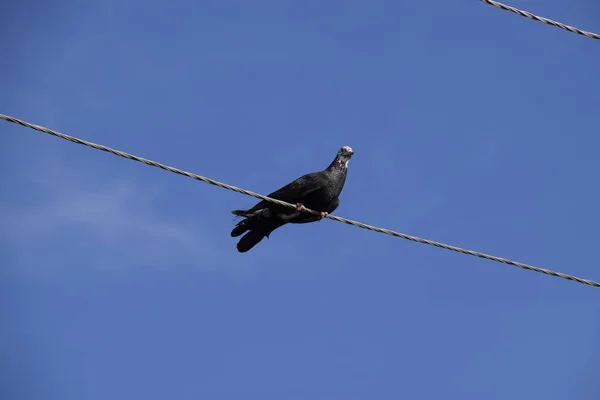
[2,114,598,288]
[482,0,600,40]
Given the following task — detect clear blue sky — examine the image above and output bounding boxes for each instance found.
[1,1,599,398]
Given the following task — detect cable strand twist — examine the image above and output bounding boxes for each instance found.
[2,113,598,288]
[482,0,600,40]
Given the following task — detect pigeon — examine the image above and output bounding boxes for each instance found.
[230,145,354,252]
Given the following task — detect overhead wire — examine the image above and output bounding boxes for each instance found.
[2,114,598,288]
[482,0,600,40]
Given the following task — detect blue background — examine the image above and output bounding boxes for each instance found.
[1,1,599,398]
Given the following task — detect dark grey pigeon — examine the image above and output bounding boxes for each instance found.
[230,145,354,252]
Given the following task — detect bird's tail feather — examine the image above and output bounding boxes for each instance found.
[237,231,265,253]
[231,224,248,237]
[233,209,260,219]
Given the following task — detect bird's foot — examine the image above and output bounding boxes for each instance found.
[318,212,328,220]
[295,203,305,212]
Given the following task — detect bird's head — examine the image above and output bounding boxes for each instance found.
[332,145,354,169]
[338,145,354,161]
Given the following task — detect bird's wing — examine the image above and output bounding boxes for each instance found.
[245,172,327,214]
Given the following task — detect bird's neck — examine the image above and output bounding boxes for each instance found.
[327,158,349,172]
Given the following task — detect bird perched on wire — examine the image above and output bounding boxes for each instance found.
[230,145,354,252]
